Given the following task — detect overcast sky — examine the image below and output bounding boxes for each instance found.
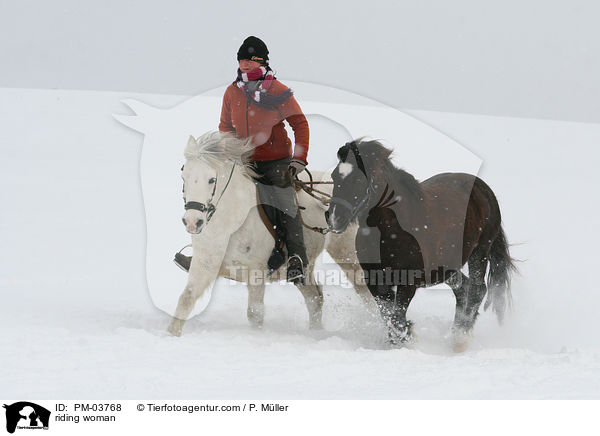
[2,0,598,122]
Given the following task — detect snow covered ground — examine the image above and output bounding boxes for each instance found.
[1,87,600,399]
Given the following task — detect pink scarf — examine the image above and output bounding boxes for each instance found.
[236,66,292,111]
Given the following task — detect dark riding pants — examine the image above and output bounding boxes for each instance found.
[251,157,308,265]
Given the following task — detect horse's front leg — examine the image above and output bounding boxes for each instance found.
[247,282,266,328]
[167,249,225,336]
[367,282,398,343]
[389,285,417,345]
[296,285,324,330]
[294,264,323,329]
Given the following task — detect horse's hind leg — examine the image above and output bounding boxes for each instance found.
[447,271,470,331]
[447,271,472,352]
[296,266,324,329]
[463,248,489,331]
[447,250,489,351]
[247,282,266,328]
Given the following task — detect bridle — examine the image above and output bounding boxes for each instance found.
[183,161,236,225]
[329,141,374,222]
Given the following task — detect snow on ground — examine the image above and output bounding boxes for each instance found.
[1,88,599,399]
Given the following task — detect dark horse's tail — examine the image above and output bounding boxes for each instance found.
[485,225,517,323]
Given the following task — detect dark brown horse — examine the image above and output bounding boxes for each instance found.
[325,139,515,347]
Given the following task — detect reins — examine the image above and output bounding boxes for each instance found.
[183,162,334,236]
[292,168,333,235]
[293,168,333,205]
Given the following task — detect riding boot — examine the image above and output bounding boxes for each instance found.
[252,157,309,283]
[260,202,287,276]
[174,252,192,272]
[263,187,309,284]
[266,239,286,275]
[279,208,309,284]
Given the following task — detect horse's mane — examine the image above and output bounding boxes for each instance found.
[184,131,259,178]
[346,138,424,202]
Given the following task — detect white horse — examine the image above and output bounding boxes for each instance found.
[167,131,373,336]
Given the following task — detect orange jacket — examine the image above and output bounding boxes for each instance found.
[219,79,309,164]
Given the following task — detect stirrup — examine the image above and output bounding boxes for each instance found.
[286,254,306,285]
[174,244,192,272]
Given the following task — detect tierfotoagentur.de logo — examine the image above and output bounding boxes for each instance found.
[3,402,50,434]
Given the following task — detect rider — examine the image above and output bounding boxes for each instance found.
[175,36,310,284]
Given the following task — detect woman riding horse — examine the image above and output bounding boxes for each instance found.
[175,36,310,284]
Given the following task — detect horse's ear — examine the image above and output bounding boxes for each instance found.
[187,135,196,147]
[382,145,393,159]
[337,143,350,162]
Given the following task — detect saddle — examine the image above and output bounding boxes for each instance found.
[256,189,279,240]
[255,171,328,239]
[255,169,330,276]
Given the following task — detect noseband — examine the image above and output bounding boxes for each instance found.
[183,162,236,225]
[329,183,373,219]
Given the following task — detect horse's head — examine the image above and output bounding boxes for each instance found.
[181,140,219,234]
[326,139,395,233]
[326,140,373,233]
[180,132,256,234]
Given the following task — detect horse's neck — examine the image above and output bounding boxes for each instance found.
[371,176,423,226]
[223,163,257,206]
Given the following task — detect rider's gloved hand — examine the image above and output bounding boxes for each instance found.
[289,158,307,177]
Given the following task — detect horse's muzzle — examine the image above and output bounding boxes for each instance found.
[325,206,349,234]
[183,217,204,234]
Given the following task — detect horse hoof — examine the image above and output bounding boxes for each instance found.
[309,323,323,331]
[404,333,417,346]
[387,337,413,348]
[167,328,182,337]
[387,321,415,347]
[247,307,265,328]
[451,330,472,353]
[388,332,416,347]
[452,341,469,353]
[167,320,184,337]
